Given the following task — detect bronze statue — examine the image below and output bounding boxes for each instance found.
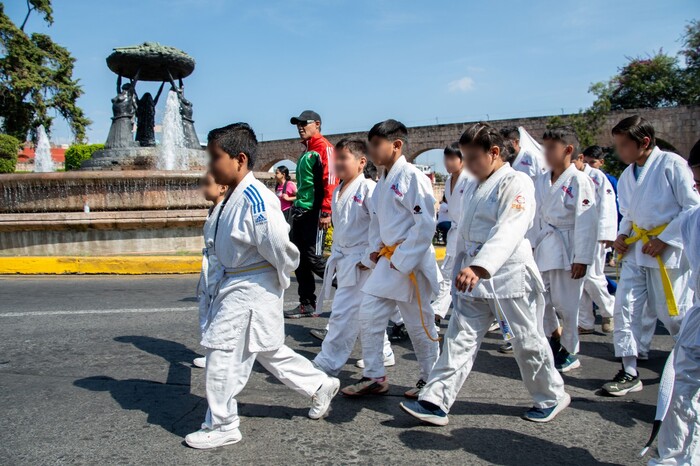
[134,81,165,147]
[168,75,201,149]
[104,76,137,149]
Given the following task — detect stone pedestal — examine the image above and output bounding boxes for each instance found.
[80,147,206,171]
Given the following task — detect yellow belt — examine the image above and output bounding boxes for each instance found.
[378,244,441,342]
[624,223,678,316]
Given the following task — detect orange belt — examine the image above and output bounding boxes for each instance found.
[378,244,441,342]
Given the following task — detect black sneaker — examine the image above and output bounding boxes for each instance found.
[498,342,513,354]
[309,328,328,341]
[284,304,319,319]
[602,368,643,396]
[388,323,409,342]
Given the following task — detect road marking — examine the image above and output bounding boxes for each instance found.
[0,308,195,317]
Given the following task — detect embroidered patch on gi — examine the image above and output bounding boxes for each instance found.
[511,194,525,210]
[520,156,532,167]
[606,188,613,195]
[254,213,268,224]
[413,205,422,214]
[352,194,364,205]
[561,186,574,198]
[591,176,601,186]
[390,183,404,197]
[582,199,591,206]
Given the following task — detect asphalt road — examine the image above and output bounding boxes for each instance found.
[0,275,673,465]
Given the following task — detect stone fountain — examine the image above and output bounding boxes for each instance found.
[0,43,224,258]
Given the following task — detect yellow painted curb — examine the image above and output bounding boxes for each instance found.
[0,256,201,275]
[0,247,446,275]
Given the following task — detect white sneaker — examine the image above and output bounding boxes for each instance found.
[185,427,242,449]
[309,377,340,419]
[488,320,500,332]
[355,352,396,369]
[193,357,206,368]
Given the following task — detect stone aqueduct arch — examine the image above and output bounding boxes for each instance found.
[256,105,699,170]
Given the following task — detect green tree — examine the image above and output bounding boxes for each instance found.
[64,143,103,170]
[680,20,700,105]
[0,1,90,142]
[0,133,20,173]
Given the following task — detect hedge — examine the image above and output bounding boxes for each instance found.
[65,143,104,171]
[0,134,20,174]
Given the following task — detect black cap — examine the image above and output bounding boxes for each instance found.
[290,110,321,125]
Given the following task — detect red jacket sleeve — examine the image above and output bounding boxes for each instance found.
[313,136,337,214]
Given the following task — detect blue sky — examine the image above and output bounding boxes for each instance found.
[5,0,698,171]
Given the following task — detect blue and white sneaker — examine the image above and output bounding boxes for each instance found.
[400,400,449,426]
[522,393,571,423]
[556,354,581,373]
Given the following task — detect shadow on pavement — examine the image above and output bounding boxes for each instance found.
[397,427,623,466]
[73,336,206,438]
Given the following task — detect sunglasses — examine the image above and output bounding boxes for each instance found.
[296,120,314,127]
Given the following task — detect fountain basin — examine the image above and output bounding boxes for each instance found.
[1,170,209,213]
[80,147,206,171]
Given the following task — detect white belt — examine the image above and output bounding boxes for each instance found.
[316,244,367,314]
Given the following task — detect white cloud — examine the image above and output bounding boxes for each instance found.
[448,76,475,93]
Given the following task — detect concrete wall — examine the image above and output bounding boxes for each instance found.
[257,105,699,170]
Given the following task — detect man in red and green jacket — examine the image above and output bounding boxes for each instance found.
[284,110,337,318]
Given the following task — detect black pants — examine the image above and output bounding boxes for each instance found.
[290,207,327,305]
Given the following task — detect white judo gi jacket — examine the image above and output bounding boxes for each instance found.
[197,201,225,333]
[362,155,441,301]
[317,175,375,312]
[533,164,598,272]
[617,147,700,270]
[454,164,544,299]
[584,164,618,242]
[512,148,547,181]
[201,172,300,353]
[444,170,473,258]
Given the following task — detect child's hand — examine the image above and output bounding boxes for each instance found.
[613,235,629,256]
[455,267,480,293]
[571,263,587,279]
[642,238,668,257]
[369,252,379,263]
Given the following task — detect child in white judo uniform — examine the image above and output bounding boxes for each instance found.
[649,142,700,465]
[194,172,228,369]
[313,139,394,375]
[186,123,339,450]
[432,143,472,328]
[341,119,441,399]
[501,125,547,182]
[533,127,598,373]
[572,152,617,335]
[602,116,699,396]
[400,122,569,425]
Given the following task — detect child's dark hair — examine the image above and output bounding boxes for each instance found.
[335,138,368,159]
[368,119,408,146]
[582,145,605,160]
[276,165,291,181]
[443,142,462,159]
[459,122,508,161]
[542,126,579,155]
[499,126,520,142]
[611,115,656,149]
[364,160,378,180]
[689,139,700,168]
[207,122,258,169]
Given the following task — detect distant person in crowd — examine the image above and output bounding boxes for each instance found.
[432,142,473,330]
[583,145,620,225]
[284,110,338,319]
[193,172,229,369]
[602,116,698,397]
[435,196,450,244]
[500,126,547,181]
[274,166,297,221]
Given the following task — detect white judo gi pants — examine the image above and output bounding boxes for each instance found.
[432,254,454,319]
[359,273,439,380]
[649,307,700,466]
[313,271,393,376]
[203,337,327,432]
[614,261,692,358]
[542,269,584,354]
[579,243,615,330]
[420,283,566,412]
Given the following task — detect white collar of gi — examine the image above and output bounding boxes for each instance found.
[477,163,511,193]
[634,146,661,185]
[337,173,365,206]
[227,171,257,206]
[583,163,592,176]
[383,155,407,180]
[549,163,578,192]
